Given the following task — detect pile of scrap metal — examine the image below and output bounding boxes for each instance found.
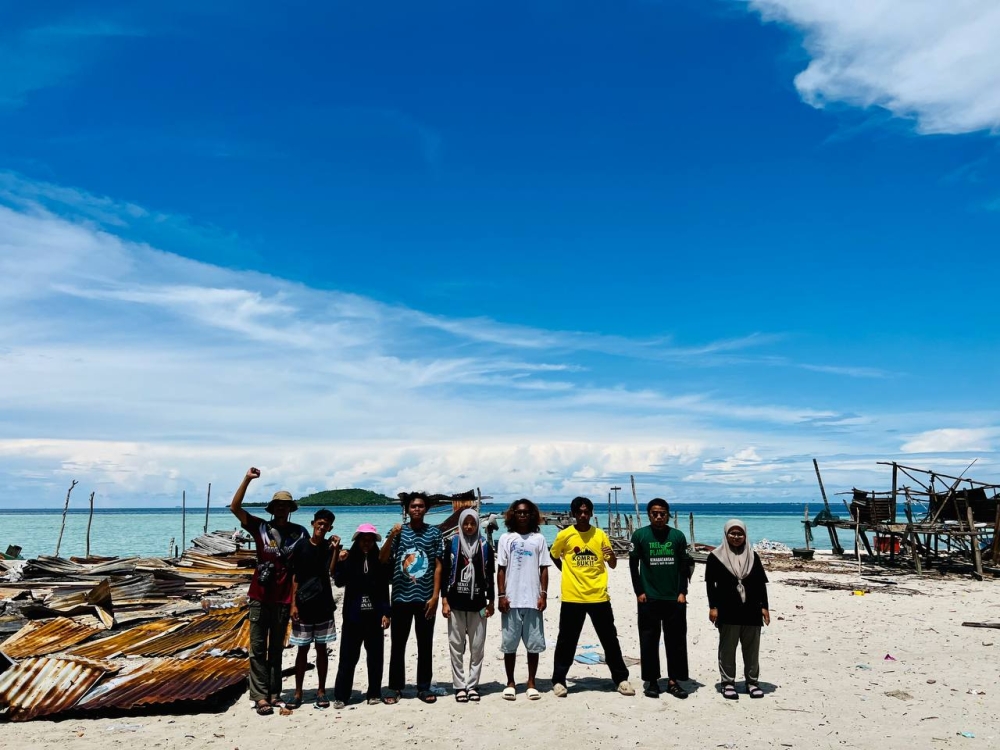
[0,531,254,722]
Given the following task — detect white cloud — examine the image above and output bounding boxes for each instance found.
[2,174,996,506]
[745,0,1000,135]
[901,427,999,453]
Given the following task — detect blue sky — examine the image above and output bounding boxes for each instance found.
[1,0,998,508]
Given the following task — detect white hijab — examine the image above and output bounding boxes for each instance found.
[711,519,753,603]
[458,509,481,560]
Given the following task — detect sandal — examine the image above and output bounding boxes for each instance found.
[383,690,400,705]
[417,690,437,704]
[502,686,516,701]
[255,700,274,716]
[467,689,480,702]
[722,684,739,700]
[525,687,540,701]
[455,690,469,703]
[666,681,688,700]
[747,684,764,699]
[367,697,382,706]
[286,696,302,710]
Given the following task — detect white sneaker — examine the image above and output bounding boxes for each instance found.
[552,683,568,698]
[617,681,636,696]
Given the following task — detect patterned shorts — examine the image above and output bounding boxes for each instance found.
[289,619,337,647]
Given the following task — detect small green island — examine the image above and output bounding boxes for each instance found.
[247,488,396,507]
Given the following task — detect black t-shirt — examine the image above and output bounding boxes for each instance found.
[293,538,335,624]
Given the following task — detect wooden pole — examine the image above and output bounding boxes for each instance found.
[991,504,1000,565]
[891,462,898,520]
[673,511,679,529]
[813,458,832,514]
[85,491,95,558]
[688,512,695,547]
[168,536,174,558]
[629,475,641,529]
[803,504,811,550]
[203,482,212,535]
[967,506,983,580]
[181,490,186,554]
[55,479,78,556]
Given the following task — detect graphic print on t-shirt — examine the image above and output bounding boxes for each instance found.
[570,546,601,567]
[402,548,429,581]
[647,539,675,566]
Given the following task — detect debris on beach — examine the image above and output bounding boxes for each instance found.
[0,531,254,722]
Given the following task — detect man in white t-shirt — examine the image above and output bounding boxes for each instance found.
[496,498,552,701]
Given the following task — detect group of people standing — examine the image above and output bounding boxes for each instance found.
[230,467,771,715]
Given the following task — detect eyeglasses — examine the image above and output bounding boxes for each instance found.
[649,511,668,518]
[514,509,530,515]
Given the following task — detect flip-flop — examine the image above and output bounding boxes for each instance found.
[455,690,469,703]
[467,689,480,702]
[525,688,540,701]
[417,691,437,704]
[315,698,331,709]
[502,686,516,701]
[286,696,303,710]
[383,691,400,705]
[255,700,274,716]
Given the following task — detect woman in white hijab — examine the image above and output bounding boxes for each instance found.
[705,519,770,700]
[441,509,495,702]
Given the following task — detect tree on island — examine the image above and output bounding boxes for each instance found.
[246,488,395,507]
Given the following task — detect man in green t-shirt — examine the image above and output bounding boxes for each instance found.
[629,497,691,699]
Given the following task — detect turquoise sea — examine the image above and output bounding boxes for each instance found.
[0,502,823,560]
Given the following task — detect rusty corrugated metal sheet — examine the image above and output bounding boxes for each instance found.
[76,656,245,710]
[0,617,102,659]
[66,619,187,660]
[132,607,245,657]
[186,618,250,657]
[0,655,116,722]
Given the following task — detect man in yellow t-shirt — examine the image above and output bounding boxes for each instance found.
[549,496,634,697]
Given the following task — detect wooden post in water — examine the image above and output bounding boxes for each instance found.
[85,491,95,558]
[672,511,679,529]
[203,482,212,535]
[55,479,78,556]
[181,490,186,555]
[688,512,695,547]
[630,475,641,530]
[168,537,175,558]
[803,504,810,550]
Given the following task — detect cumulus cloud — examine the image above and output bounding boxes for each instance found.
[744,0,1000,135]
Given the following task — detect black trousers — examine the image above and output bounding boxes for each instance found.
[388,601,435,692]
[551,601,629,686]
[334,616,384,701]
[637,599,689,682]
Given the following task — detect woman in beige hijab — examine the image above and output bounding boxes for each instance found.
[705,520,770,700]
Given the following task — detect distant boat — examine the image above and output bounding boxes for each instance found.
[1,544,23,560]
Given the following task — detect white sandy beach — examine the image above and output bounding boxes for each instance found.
[4,560,998,750]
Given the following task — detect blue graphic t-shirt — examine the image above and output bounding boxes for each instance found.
[390,524,444,604]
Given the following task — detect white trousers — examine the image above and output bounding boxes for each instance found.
[448,609,487,690]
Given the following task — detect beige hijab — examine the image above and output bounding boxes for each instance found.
[711,519,753,602]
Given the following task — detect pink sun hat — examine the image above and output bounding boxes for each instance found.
[352,523,382,542]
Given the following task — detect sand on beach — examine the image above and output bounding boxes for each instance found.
[3,561,997,750]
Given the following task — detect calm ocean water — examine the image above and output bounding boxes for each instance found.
[0,502,822,560]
